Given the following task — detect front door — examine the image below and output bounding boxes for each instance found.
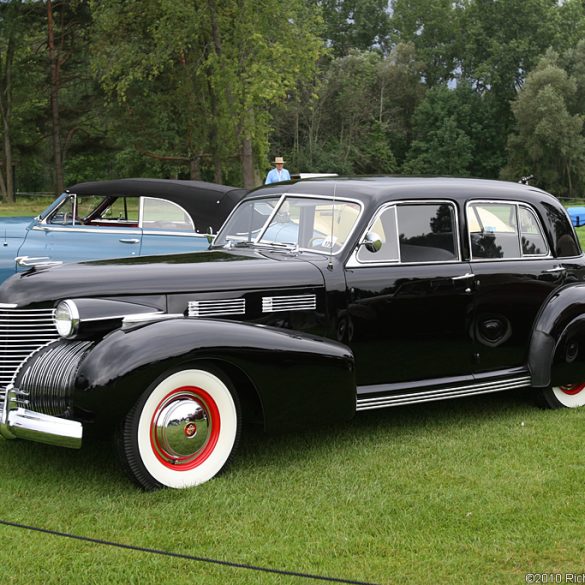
[344,201,475,387]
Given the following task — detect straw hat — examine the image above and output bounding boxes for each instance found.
[272,157,286,165]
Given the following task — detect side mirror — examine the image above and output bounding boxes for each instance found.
[361,231,382,253]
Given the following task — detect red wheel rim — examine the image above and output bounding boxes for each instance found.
[559,383,585,396]
[150,386,221,471]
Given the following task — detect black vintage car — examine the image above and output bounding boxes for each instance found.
[1,177,584,490]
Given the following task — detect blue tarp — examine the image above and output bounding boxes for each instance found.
[567,207,585,227]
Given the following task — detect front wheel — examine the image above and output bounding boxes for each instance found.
[118,367,241,490]
[539,383,585,409]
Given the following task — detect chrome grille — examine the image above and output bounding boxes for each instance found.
[16,340,93,416]
[0,307,59,388]
[262,294,317,313]
[188,299,246,317]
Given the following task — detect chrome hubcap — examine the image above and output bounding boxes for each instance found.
[152,392,211,465]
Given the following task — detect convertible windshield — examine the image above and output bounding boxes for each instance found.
[214,195,362,254]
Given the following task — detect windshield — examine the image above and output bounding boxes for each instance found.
[213,195,362,254]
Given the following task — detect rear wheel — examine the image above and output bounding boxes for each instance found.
[539,383,585,409]
[118,367,240,490]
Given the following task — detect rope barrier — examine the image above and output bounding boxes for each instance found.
[0,519,381,585]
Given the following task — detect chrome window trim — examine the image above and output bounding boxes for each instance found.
[216,193,364,257]
[347,199,461,268]
[32,225,140,236]
[466,199,551,262]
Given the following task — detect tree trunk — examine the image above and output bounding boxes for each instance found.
[190,158,201,180]
[0,26,16,202]
[48,0,64,194]
[241,136,255,188]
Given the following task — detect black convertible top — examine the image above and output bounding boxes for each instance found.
[66,178,247,231]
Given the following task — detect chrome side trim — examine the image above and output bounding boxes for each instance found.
[262,294,317,313]
[356,376,532,411]
[188,299,246,317]
[122,313,183,325]
[32,225,139,235]
[0,385,82,448]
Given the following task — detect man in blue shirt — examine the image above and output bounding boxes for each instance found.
[265,157,291,184]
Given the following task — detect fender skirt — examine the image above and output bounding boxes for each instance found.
[73,318,356,432]
[528,283,585,387]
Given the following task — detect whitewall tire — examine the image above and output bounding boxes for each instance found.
[540,383,585,409]
[119,367,240,490]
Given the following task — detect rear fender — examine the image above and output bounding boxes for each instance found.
[74,318,356,431]
[528,284,585,387]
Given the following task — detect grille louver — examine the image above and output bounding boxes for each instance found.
[188,299,246,317]
[0,307,59,388]
[262,294,317,313]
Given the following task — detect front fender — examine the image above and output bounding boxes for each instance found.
[74,318,356,431]
[528,283,585,387]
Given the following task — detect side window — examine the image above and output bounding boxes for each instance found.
[468,202,548,259]
[97,196,139,222]
[356,206,399,263]
[519,206,547,256]
[141,197,195,232]
[48,196,76,225]
[397,203,458,262]
[468,202,519,259]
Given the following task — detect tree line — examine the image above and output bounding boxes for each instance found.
[1,0,585,201]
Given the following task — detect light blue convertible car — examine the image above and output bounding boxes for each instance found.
[0,178,246,283]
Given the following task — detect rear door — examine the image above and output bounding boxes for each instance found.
[467,200,566,372]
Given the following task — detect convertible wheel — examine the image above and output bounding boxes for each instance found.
[118,367,240,490]
[539,383,585,409]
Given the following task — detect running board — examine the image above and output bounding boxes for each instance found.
[356,376,532,412]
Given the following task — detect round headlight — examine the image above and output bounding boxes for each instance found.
[54,300,80,339]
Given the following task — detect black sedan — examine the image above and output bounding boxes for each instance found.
[0,176,584,489]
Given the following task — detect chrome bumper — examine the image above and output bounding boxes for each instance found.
[0,385,82,449]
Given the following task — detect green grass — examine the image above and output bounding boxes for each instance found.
[0,197,54,217]
[0,391,584,584]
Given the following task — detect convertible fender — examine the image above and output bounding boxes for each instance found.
[528,283,585,387]
[74,318,356,431]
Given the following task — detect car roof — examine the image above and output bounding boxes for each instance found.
[65,178,248,231]
[248,176,555,208]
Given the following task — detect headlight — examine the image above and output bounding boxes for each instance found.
[54,299,80,339]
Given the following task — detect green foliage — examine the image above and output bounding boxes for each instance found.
[2,0,585,193]
[504,49,585,195]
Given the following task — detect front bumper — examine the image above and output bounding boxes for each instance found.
[0,385,82,449]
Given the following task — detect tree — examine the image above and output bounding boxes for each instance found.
[503,50,585,197]
[90,0,324,187]
[313,0,391,57]
[402,85,474,176]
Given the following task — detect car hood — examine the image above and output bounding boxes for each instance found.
[0,249,326,307]
[0,216,33,238]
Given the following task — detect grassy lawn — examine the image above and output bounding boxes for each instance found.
[0,197,54,217]
[0,391,584,584]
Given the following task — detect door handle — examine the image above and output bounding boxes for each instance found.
[543,266,566,273]
[119,238,140,244]
[451,273,474,281]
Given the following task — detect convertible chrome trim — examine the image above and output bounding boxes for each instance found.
[0,385,82,448]
[356,376,532,411]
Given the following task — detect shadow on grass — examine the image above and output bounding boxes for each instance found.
[0,387,540,491]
